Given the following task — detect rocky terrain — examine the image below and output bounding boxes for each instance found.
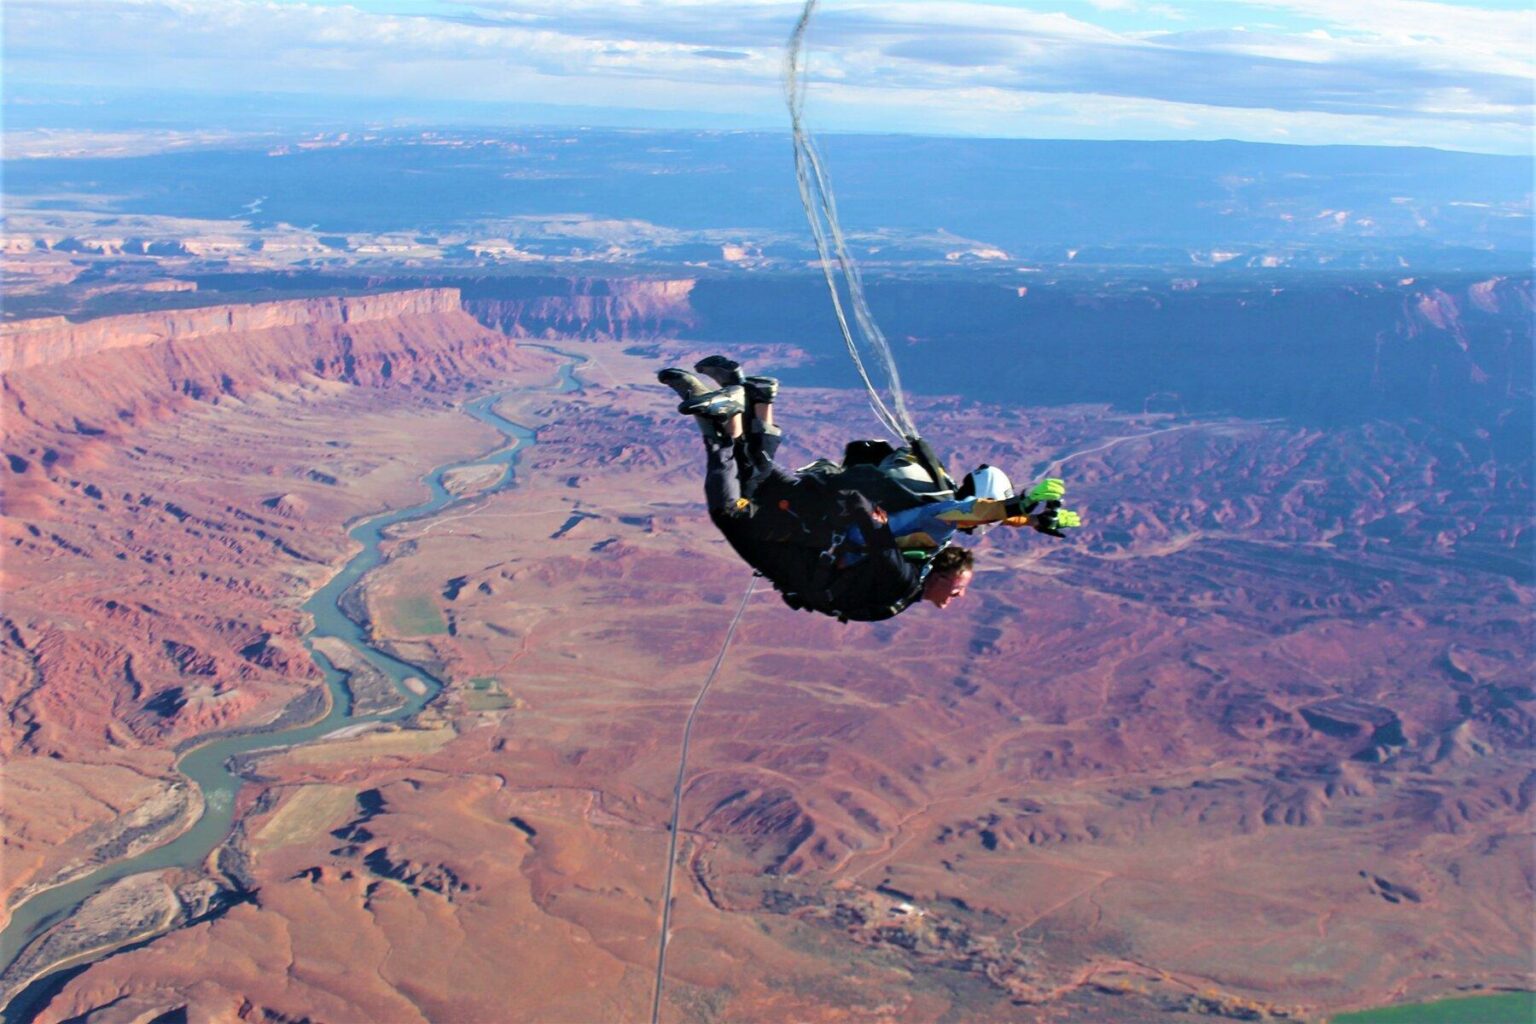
[0,290,558,939]
[1,269,1530,1022]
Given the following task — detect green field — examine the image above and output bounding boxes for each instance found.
[464,676,513,711]
[386,595,448,637]
[255,785,357,850]
[1331,992,1535,1024]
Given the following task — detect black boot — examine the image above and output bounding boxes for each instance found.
[658,367,712,401]
[682,385,745,448]
[694,355,744,386]
[661,369,740,446]
[742,376,778,405]
[695,356,778,406]
[678,384,746,419]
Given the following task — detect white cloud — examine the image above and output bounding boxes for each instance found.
[2,0,1531,153]
[1216,0,1533,76]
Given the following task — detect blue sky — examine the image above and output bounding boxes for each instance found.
[4,1,1532,154]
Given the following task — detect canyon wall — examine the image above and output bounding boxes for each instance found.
[459,276,697,341]
[0,290,466,373]
[678,274,1535,430]
[453,271,1529,436]
[1,289,524,446]
[11,271,1525,448]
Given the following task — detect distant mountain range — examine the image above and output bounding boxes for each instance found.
[4,130,1530,271]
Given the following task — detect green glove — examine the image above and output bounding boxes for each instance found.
[1032,505,1082,538]
[1025,478,1066,503]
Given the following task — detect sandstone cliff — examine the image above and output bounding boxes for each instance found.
[450,271,1528,438]
[461,277,696,340]
[681,272,1532,442]
[0,290,467,373]
[1,290,522,446]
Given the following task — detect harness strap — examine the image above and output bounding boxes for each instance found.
[905,434,957,493]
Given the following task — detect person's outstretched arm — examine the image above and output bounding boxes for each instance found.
[884,479,1082,549]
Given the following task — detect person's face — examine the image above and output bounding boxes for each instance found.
[923,568,973,608]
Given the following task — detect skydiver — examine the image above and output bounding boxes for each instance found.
[659,357,1080,622]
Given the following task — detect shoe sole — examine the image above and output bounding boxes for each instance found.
[694,356,744,387]
[658,368,712,400]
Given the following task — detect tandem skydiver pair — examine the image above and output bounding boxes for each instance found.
[659,356,1082,623]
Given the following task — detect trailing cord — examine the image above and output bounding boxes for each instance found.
[785,0,919,442]
[649,576,757,1024]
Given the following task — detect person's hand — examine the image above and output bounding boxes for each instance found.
[1025,478,1066,504]
[870,506,888,526]
[1031,505,1082,538]
[1004,478,1067,520]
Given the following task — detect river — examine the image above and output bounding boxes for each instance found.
[0,353,582,1018]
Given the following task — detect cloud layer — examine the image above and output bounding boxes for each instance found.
[4,0,1532,153]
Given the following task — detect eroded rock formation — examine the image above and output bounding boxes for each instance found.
[1,289,512,447]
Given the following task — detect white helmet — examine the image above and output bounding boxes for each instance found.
[965,464,1014,501]
[959,464,1014,535]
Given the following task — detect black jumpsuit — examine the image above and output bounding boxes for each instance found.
[701,432,924,621]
